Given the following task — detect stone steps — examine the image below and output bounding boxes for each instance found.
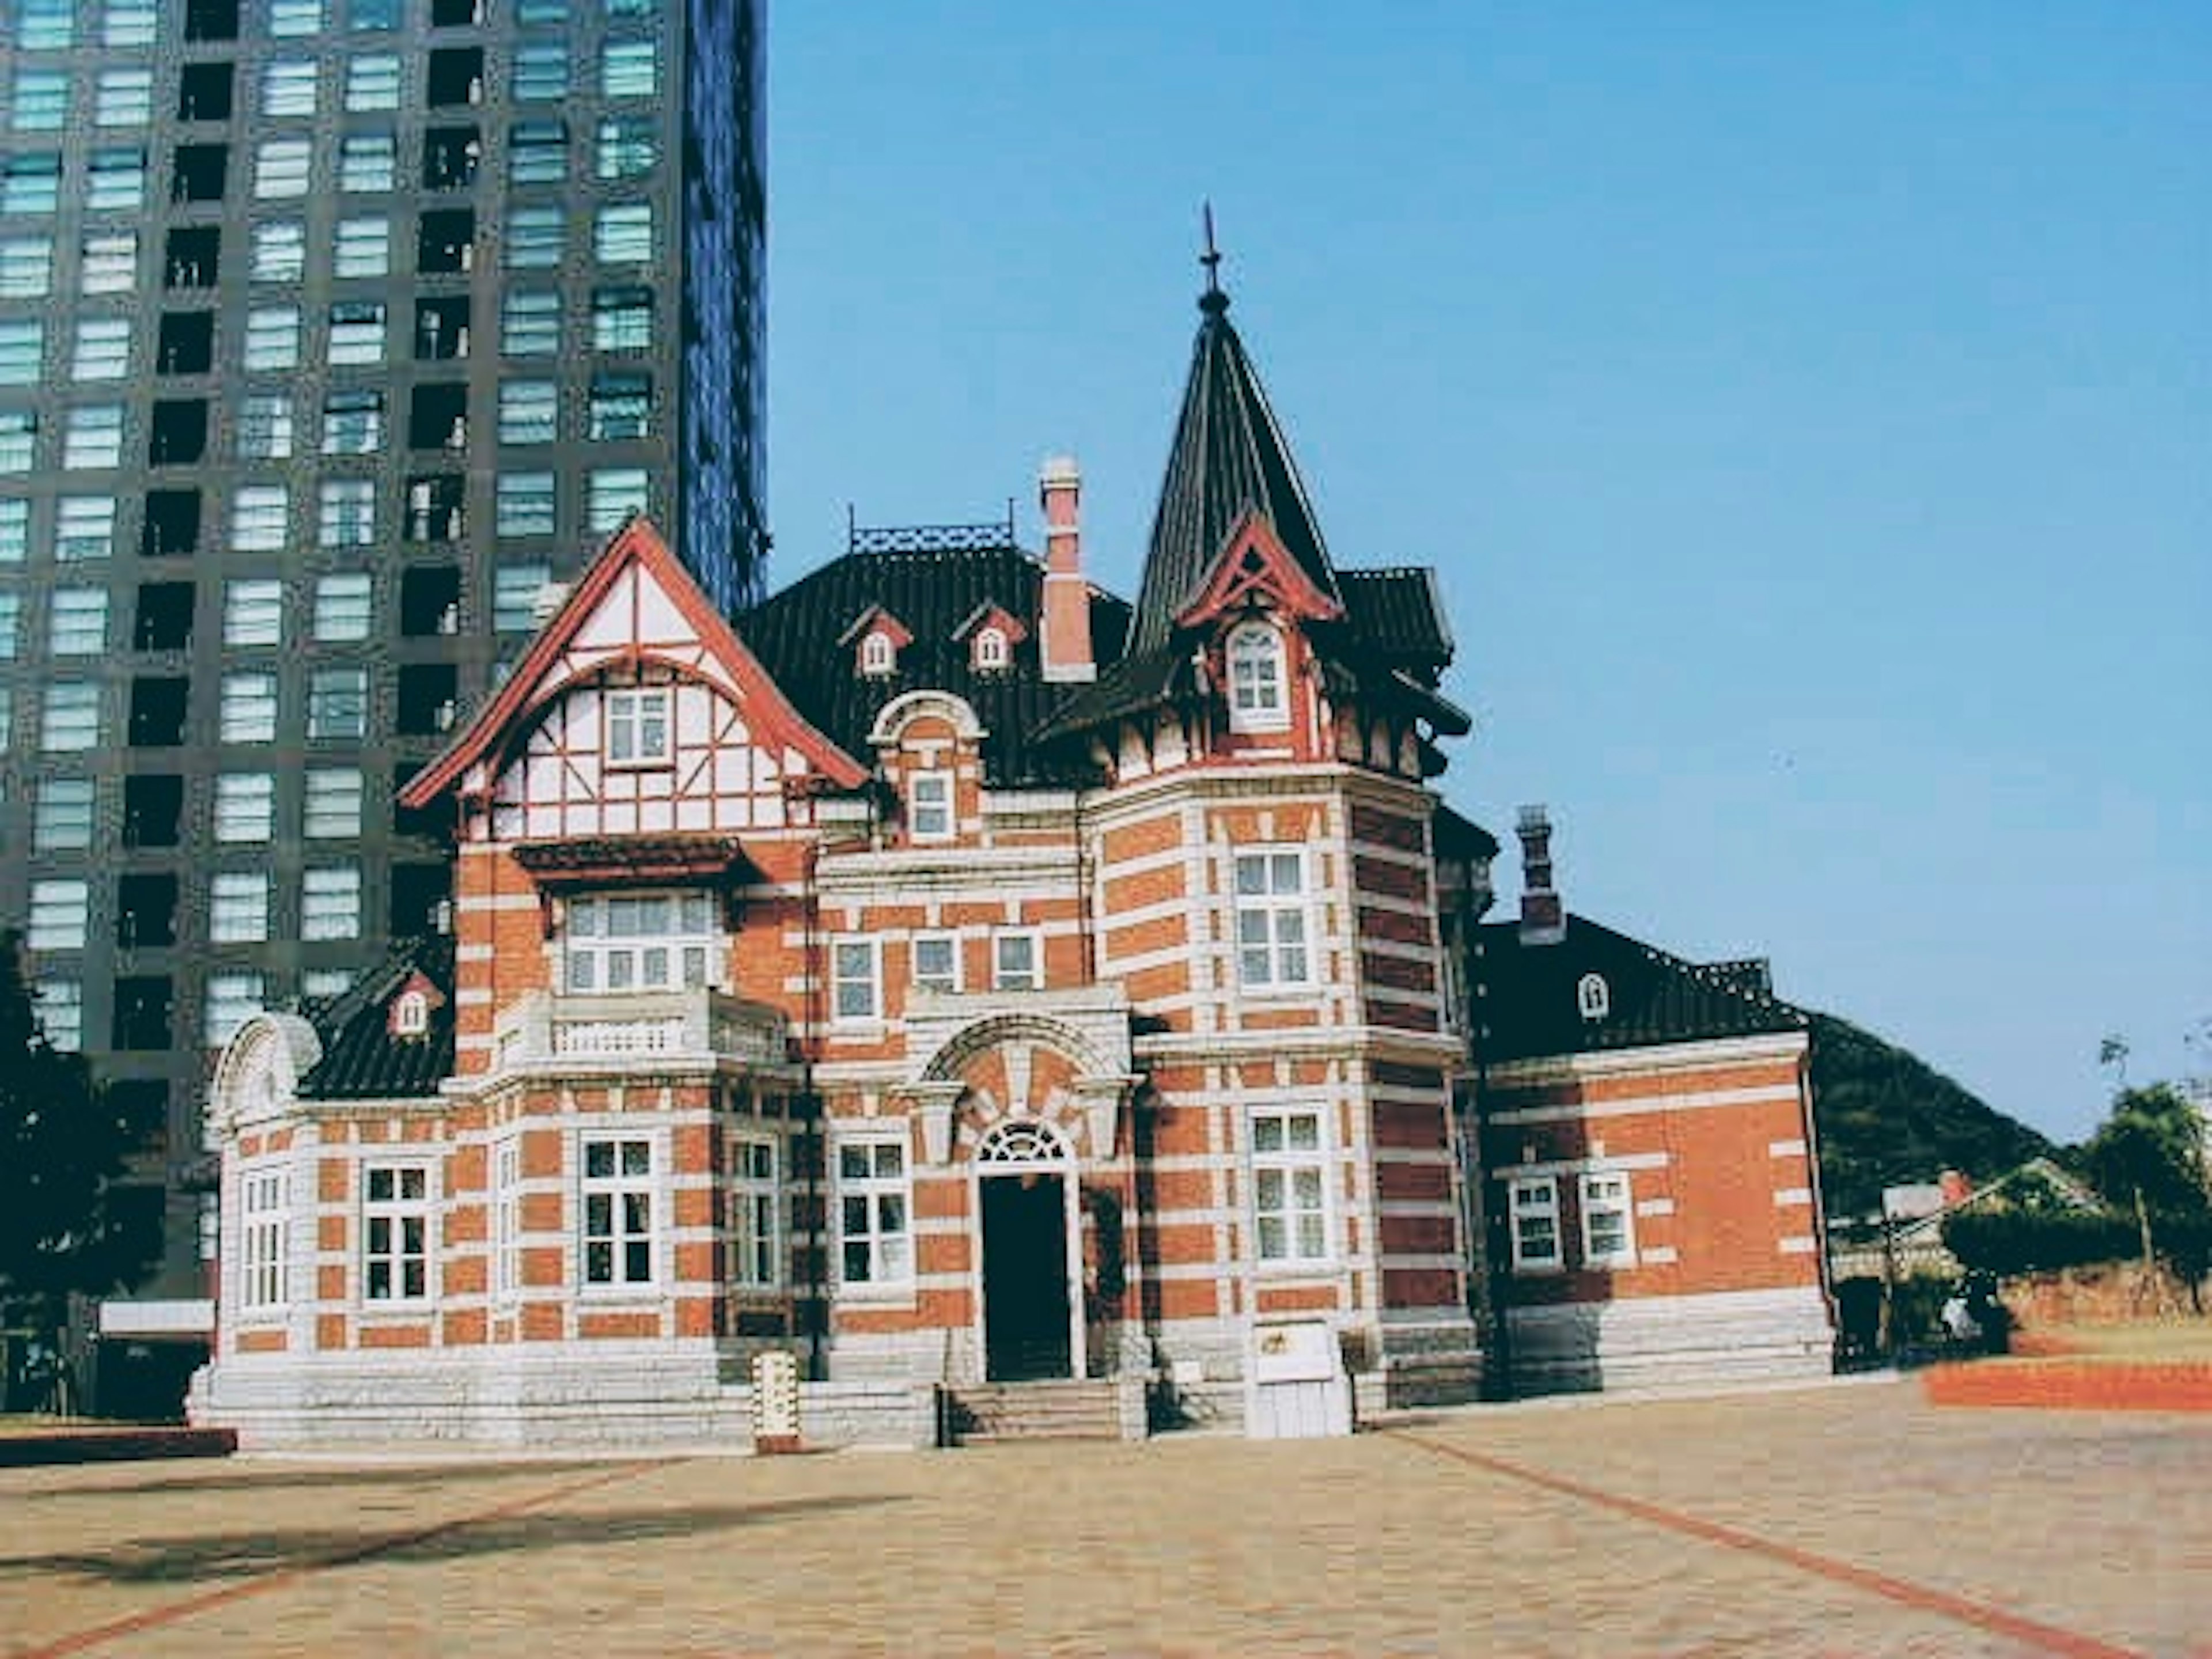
[945,1380,1125,1444]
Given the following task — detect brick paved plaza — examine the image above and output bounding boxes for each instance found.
[2,1378,2205,1658]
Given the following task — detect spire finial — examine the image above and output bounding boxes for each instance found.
[1199,202,1229,315]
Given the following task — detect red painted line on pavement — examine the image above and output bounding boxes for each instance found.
[20,1460,673,1659]
[1390,1429,2146,1659]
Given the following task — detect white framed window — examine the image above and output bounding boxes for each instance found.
[224,579,283,647]
[219,672,278,743]
[393,990,428,1036]
[231,484,290,551]
[322,391,384,454]
[55,496,114,562]
[48,587,108,655]
[835,1135,911,1287]
[254,137,314,198]
[34,979,83,1051]
[582,1136,655,1287]
[362,1164,431,1302]
[831,937,881,1023]
[0,411,32,473]
[318,479,375,547]
[911,931,960,995]
[600,37,658,97]
[237,393,294,460]
[0,236,52,297]
[992,930,1042,992]
[210,871,270,942]
[251,221,307,283]
[307,668,368,740]
[304,768,362,838]
[732,1137,779,1289]
[502,290,560,357]
[492,1138,522,1303]
[333,216,389,279]
[345,54,402,111]
[1226,622,1289,732]
[497,471,557,537]
[33,778,95,851]
[204,973,266,1047]
[260,59,319,117]
[327,301,385,365]
[973,626,1009,671]
[79,230,137,294]
[313,573,372,641]
[71,317,131,380]
[337,132,396,193]
[1509,1176,1562,1272]
[498,378,558,445]
[493,562,551,631]
[239,1165,287,1310]
[63,404,124,469]
[858,631,895,677]
[586,466,647,531]
[93,68,152,126]
[28,877,90,950]
[563,891,719,994]
[1580,1171,1638,1268]
[302,867,361,941]
[1577,973,1611,1021]
[604,685,669,766]
[1234,848,1312,990]
[214,773,275,843]
[1251,1107,1330,1265]
[908,770,953,840]
[41,681,100,751]
[243,306,301,370]
[86,146,145,210]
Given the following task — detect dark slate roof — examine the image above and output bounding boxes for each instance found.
[735,539,1132,787]
[298,934,455,1101]
[1434,804,1501,865]
[1127,289,1341,660]
[1473,914,1806,1065]
[1338,569,1455,669]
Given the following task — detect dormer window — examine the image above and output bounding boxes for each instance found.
[973,626,1009,672]
[1226,622,1289,732]
[393,989,429,1036]
[1577,972,1610,1021]
[859,631,896,677]
[605,686,671,766]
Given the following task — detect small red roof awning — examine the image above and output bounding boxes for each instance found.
[509,833,759,889]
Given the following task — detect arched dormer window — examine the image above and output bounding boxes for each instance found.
[973,626,1009,672]
[393,989,430,1037]
[1226,622,1288,732]
[859,631,896,677]
[1577,972,1610,1022]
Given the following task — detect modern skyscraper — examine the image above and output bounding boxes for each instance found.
[0,0,768,1320]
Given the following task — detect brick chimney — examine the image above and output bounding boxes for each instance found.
[1517,804,1565,945]
[1038,454,1095,683]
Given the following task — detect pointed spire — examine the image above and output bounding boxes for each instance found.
[1126,236,1341,658]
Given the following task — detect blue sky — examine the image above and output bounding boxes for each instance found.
[764,4,2210,1146]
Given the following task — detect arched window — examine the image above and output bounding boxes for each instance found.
[859,631,896,677]
[973,626,1008,671]
[1577,972,1610,1022]
[1226,622,1287,732]
[393,989,429,1036]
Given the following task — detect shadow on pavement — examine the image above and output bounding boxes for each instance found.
[10,1460,619,1501]
[0,1493,906,1585]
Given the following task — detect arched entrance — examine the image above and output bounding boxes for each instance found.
[974,1120,1079,1381]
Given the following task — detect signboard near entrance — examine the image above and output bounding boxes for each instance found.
[752,1350,801,1454]
[1245,1319,1352,1439]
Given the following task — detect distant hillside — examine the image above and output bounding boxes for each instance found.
[1809,1013,2058,1222]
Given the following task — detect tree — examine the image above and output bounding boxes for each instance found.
[0,937,162,1355]
[2082,1082,2212,1304]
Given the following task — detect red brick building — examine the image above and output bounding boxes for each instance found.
[192,279,1831,1447]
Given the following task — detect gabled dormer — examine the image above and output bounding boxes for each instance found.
[839,605,914,680]
[952,600,1028,675]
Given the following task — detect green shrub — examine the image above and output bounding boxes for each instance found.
[1941,1208,2138,1277]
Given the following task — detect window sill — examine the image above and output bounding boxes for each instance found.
[832,1281,915,1306]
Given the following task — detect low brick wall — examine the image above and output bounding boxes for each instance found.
[2003,1263,2203,1328]
[1923,1361,2212,1413]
